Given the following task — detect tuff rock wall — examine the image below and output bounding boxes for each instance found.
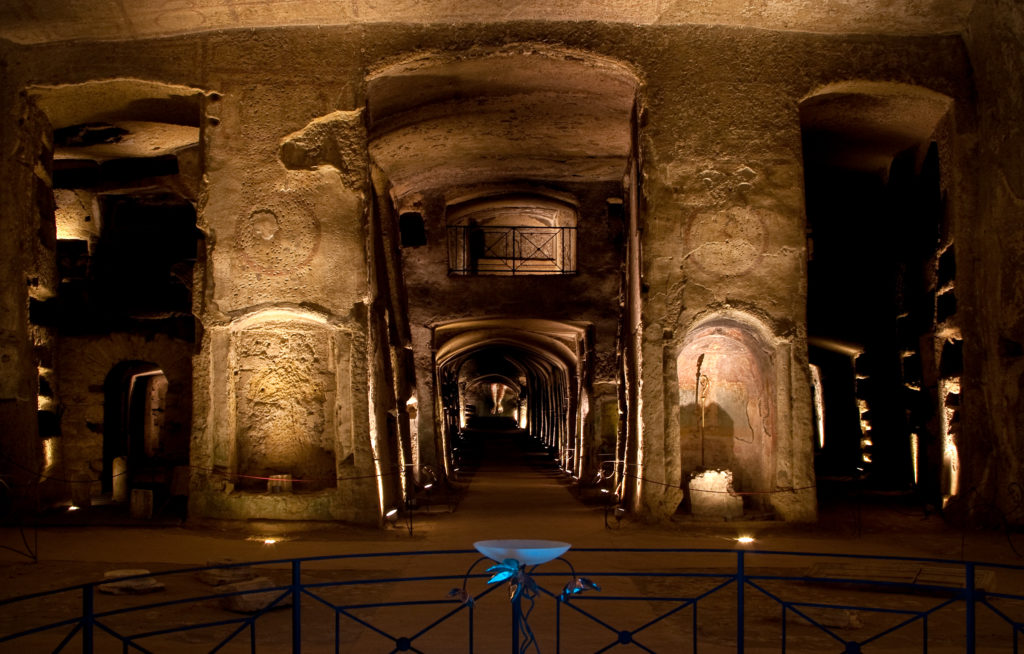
[0,20,990,525]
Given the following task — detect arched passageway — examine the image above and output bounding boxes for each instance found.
[434,319,588,484]
[365,48,636,522]
[800,82,956,508]
[103,360,186,503]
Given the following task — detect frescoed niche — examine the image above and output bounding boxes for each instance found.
[677,318,775,509]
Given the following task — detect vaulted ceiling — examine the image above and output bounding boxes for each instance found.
[367,51,637,199]
[0,0,976,45]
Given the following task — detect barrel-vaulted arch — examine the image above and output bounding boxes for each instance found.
[365,47,639,200]
[434,318,589,480]
[365,48,636,514]
[799,80,956,510]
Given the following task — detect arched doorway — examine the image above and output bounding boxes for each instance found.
[434,319,587,482]
[800,82,954,506]
[103,361,171,499]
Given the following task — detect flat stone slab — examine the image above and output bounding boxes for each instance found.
[98,569,165,595]
[196,559,259,586]
[219,577,291,613]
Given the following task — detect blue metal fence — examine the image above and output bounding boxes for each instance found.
[1,548,1021,653]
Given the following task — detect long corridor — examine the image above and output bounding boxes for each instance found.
[444,425,599,543]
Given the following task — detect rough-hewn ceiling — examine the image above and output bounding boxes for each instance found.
[0,0,975,45]
[800,82,953,173]
[367,51,637,199]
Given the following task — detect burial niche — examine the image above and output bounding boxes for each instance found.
[677,319,775,513]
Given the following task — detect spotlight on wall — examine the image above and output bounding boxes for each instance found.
[67,505,80,512]
[263,538,279,546]
[735,536,755,545]
[420,465,438,491]
[385,507,399,525]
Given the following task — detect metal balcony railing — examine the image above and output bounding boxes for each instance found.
[448,225,577,275]
[1,547,1022,653]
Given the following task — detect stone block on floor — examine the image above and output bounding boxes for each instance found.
[219,577,291,613]
[98,569,165,595]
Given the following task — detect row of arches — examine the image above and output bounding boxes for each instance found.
[433,319,585,480]
[16,50,964,524]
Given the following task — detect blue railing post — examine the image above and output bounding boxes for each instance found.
[292,559,302,653]
[965,562,976,654]
[81,584,94,654]
[737,550,745,654]
[511,593,521,654]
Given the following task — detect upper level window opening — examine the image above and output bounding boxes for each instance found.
[447,195,577,276]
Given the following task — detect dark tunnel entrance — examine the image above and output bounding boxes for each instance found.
[433,319,589,485]
[800,83,956,509]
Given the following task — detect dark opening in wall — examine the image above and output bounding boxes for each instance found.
[38,409,61,437]
[800,84,951,494]
[938,246,956,288]
[399,211,427,247]
[936,290,958,324]
[93,193,197,318]
[103,361,172,494]
[53,155,180,189]
[939,339,964,377]
[56,239,89,281]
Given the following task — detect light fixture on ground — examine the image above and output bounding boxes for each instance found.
[245,535,289,545]
[601,489,620,529]
[388,502,414,536]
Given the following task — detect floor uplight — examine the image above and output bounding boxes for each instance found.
[246,535,289,545]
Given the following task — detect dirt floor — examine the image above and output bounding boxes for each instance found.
[2,431,1022,652]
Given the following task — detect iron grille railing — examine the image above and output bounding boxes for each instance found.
[1,547,1022,652]
[447,225,577,275]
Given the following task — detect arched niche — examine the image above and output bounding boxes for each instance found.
[230,311,339,492]
[103,360,170,495]
[677,316,776,512]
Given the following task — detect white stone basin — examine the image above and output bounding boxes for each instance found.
[474,539,570,566]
